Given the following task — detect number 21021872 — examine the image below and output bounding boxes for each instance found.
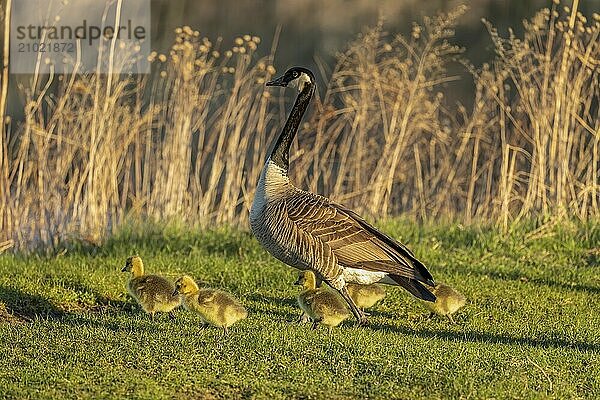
[18,42,74,53]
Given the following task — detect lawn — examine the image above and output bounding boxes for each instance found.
[0,220,599,399]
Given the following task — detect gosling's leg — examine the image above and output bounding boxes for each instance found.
[338,286,368,326]
[447,314,456,324]
[298,313,310,324]
[223,326,229,336]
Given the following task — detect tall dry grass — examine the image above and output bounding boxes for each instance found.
[1,24,281,250]
[294,2,599,227]
[0,0,12,253]
[481,1,599,228]
[0,2,598,251]
[293,7,466,219]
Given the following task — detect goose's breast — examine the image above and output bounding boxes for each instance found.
[249,180,267,224]
[250,160,289,222]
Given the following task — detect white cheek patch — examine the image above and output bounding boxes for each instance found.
[297,73,311,92]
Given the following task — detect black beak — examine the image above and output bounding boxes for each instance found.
[172,288,179,296]
[294,277,302,286]
[121,266,128,272]
[266,75,287,87]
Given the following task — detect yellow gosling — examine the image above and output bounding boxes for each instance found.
[295,271,350,330]
[346,283,386,312]
[173,275,247,335]
[121,256,180,320]
[422,283,466,323]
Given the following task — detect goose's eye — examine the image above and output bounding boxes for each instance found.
[292,71,298,78]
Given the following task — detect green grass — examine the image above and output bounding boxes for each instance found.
[1,220,599,399]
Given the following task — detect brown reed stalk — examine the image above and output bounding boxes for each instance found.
[1,4,598,251]
[0,0,11,243]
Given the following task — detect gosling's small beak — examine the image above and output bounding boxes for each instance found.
[294,277,302,286]
[121,265,128,272]
[266,74,287,87]
[172,288,179,297]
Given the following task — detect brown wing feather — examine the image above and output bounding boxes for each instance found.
[286,191,434,285]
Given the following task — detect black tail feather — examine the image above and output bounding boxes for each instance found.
[389,275,436,302]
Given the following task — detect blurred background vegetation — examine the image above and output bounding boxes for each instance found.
[0,0,598,251]
[149,0,597,65]
[4,0,600,114]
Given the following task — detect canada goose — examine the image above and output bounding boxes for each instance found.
[346,283,386,312]
[121,256,180,319]
[422,283,466,323]
[249,66,436,325]
[295,270,350,330]
[173,275,247,334]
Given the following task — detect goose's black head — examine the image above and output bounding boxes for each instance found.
[266,67,315,92]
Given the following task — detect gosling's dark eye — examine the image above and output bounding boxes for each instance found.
[292,71,298,78]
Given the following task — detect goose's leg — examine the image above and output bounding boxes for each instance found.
[338,286,368,326]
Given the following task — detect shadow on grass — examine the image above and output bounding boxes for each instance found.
[454,265,600,294]
[244,293,299,321]
[0,284,65,321]
[60,313,170,334]
[95,227,255,259]
[246,293,297,308]
[57,278,136,313]
[490,271,600,294]
[370,323,600,352]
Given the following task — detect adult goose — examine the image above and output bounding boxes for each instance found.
[250,66,436,325]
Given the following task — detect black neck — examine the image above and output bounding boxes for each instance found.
[270,83,314,170]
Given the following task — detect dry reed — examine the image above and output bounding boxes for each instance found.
[0,2,597,251]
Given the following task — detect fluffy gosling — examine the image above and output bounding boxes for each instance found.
[295,271,350,330]
[298,279,383,320]
[121,255,180,320]
[422,283,466,323]
[173,275,247,334]
[346,283,386,313]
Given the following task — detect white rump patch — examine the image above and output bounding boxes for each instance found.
[342,268,389,285]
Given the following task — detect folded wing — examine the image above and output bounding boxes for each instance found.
[286,192,435,286]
